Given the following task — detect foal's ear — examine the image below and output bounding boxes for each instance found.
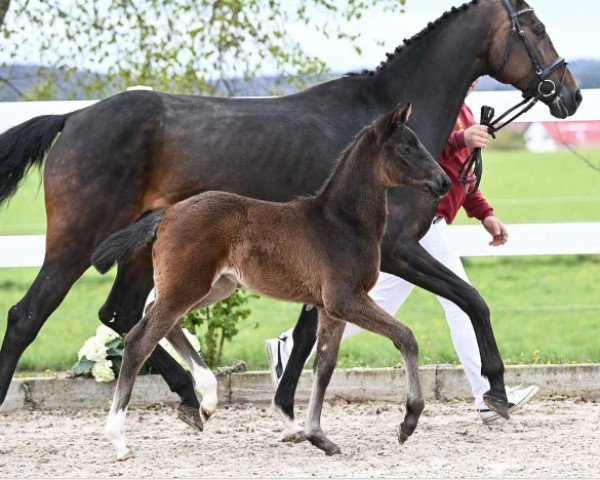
[398,102,412,124]
[387,102,412,135]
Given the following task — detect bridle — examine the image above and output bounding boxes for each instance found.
[458,0,569,194]
[497,0,568,103]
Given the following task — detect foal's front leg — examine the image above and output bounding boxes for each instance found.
[303,311,345,456]
[166,324,218,422]
[325,293,424,444]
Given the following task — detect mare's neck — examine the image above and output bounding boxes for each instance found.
[369,2,493,158]
[316,130,388,238]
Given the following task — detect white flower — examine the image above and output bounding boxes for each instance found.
[92,359,115,383]
[159,327,201,370]
[78,335,107,363]
[95,324,120,344]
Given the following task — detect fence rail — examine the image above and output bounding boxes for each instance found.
[1,222,598,268]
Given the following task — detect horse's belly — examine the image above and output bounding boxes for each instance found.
[222,264,319,307]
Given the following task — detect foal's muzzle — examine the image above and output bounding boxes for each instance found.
[427,173,451,198]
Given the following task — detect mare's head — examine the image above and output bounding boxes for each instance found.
[486,0,581,118]
[374,104,450,197]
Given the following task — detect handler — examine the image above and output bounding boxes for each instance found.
[267,79,538,423]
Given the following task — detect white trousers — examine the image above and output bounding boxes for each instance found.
[280,219,490,400]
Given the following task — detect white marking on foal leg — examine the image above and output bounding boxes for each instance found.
[105,408,131,461]
[271,400,303,441]
[191,363,218,417]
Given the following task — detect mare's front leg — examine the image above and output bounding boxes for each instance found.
[273,305,318,441]
[98,255,203,431]
[303,310,345,456]
[381,237,509,417]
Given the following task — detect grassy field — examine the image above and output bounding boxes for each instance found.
[0,148,599,372]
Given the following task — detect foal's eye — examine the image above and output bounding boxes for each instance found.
[398,146,409,156]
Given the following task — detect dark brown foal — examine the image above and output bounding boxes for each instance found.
[92,103,450,459]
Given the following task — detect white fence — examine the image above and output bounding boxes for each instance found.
[0,89,599,268]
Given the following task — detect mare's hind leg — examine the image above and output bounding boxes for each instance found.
[166,325,218,421]
[99,254,202,430]
[303,310,345,456]
[0,251,88,406]
[325,292,423,444]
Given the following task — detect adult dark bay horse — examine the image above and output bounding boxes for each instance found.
[0,0,581,431]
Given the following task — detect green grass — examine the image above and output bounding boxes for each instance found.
[0,148,599,372]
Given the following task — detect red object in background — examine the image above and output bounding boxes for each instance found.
[542,121,600,147]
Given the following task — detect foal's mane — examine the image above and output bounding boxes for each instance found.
[346,0,482,77]
[313,122,380,198]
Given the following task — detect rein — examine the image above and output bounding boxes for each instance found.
[458,0,568,194]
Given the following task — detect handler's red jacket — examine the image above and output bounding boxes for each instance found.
[436,104,494,224]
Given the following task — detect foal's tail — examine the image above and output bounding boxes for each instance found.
[0,113,72,208]
[92,210,165,274]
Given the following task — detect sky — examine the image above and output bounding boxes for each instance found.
[1,0,598,76]
[290,0,600,74]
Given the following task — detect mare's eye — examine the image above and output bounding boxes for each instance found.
[533,23,546,38]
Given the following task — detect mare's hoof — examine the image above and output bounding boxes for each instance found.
[483,393,510,420]
[398,428,410,445]
[282,430,306,443]
[306,433,342,456]
[177,404,204,432]
[116,447,133,462]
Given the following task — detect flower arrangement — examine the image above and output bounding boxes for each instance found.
[72,324,201,383]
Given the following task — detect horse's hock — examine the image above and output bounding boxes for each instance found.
[3,364,600,412]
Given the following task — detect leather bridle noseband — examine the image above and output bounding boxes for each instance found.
[458,0,569,194]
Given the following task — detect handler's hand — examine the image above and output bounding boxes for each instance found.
[464,124,490,149]
[482,216,508,246]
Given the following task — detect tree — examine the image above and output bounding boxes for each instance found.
[0,0,405,100]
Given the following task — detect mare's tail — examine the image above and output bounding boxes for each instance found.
[0,113,72,208]
[92,210,165,274]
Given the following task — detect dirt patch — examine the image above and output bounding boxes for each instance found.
[1,399,599,478]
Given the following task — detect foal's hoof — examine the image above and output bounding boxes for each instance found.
[483,392,510,420]
[306,433,342,456]
[116,447,133,462]
[282,430,306,443]
[177,404,204,432]
[200,406,213,423]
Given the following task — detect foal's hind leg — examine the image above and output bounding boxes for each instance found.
[105,257,216,460]
[106,298,202,460]
[303,310,345,456]
[326,292,423,444]
[164,274,238,421]
[99,255,203,430]
[166,325,218,421]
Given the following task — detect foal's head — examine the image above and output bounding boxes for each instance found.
[374,104,450,197]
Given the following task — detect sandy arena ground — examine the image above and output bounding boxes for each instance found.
[1,398,599,478]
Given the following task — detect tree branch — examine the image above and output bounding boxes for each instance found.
[0,75,30,100]
[0,0,11,28]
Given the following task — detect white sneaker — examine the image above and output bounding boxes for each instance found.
[477,385,540,424]
[265,337,290,386]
